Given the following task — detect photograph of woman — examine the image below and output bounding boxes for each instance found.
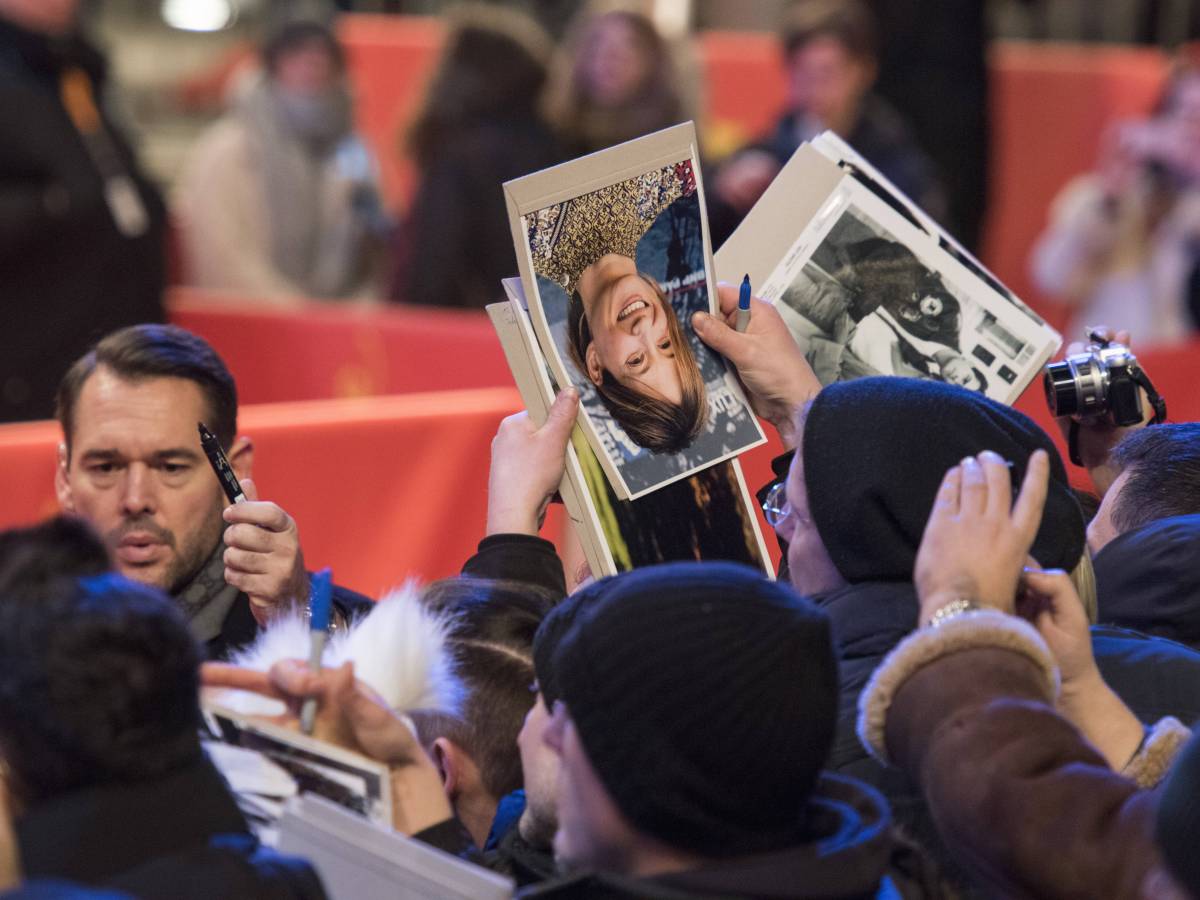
[518,154,764,500]
[567,252,706,453]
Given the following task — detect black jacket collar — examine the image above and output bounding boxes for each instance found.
[17,754,248,885]
[520,774,893,899]
[1094,514,1200,649]
[815,581,919,662]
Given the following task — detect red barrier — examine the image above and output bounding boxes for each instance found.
[169,288,511,405]
[4,341,1197,596]
[0,389,539,598]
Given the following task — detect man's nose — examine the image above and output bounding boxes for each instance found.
[119,463,156,516]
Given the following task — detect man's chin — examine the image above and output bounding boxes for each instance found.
[113,560,173,592]
[518,806,557,850]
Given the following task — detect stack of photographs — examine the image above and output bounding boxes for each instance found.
[716,133,1062,403]
[492,122,1060,580]
[496,123,773,578]
[201,699,393,844]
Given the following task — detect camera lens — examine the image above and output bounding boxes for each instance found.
[1043,362,1080,418]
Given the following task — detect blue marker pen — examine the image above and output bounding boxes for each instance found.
[299,567,333,735]
[736,274,752,333]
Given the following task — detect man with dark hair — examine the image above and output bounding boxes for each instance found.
[708,0,944,245]
[412,577,557,849]
[1088,422,1200,551]
[0,536,325,897]
[1080,423,1200,648]
[53,324,371,659]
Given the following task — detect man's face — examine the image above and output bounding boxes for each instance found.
[516,693,560,847]
[544,703,637,874]
[56,369,227,594]
[577,254,683,405]
[776,429,846,596]
[1087,468,1131,555]
[786,37,874,136]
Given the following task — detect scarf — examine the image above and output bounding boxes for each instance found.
[174,541,240,644]
[233,75,364,298]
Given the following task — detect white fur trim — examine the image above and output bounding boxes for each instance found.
[856,610,1059,766]
[221,581,464,717]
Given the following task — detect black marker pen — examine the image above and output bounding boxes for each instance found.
[198,422,246,504]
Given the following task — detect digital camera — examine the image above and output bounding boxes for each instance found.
[1043,337,1145,427]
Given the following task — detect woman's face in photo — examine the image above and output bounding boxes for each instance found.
[941,355,981,391]
[577,254,682,404]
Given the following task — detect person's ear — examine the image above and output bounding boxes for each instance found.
[55,442,75,512]
[585,344,604,387]
[431,737,461,800]
[227,436,254,482]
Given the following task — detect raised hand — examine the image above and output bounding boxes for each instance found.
[914,449,1050,624]
[486,387,579,536]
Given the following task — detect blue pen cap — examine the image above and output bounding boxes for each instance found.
[309,568,333,632]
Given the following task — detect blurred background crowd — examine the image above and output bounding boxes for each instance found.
[4,0,1200,424]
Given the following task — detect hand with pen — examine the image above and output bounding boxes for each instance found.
[691,283,821,449]
[201,660,454,836]
[221,477,310,626]
[200,422,309,626]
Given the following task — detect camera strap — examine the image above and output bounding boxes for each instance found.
[1130,365,1168,425]
[1067,365,1168,467]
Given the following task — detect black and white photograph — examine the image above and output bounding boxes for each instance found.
[507,129,764,500]
[756,179,1059,404]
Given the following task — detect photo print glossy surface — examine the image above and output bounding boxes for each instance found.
[508,129,764,500]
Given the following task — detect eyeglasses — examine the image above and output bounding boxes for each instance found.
[761,480,790,529]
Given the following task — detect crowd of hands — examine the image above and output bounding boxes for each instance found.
[206,281,1151,836]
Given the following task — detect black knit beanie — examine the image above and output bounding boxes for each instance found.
[531,590,590,708]
[552,562,838,857]
[1157,731,1200,895]
[802,377,1085,583]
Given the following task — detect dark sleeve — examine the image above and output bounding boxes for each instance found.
[412,817,485,865]
[887,647,1169,899]
[462,534,567,601]
[329,583,376,623]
